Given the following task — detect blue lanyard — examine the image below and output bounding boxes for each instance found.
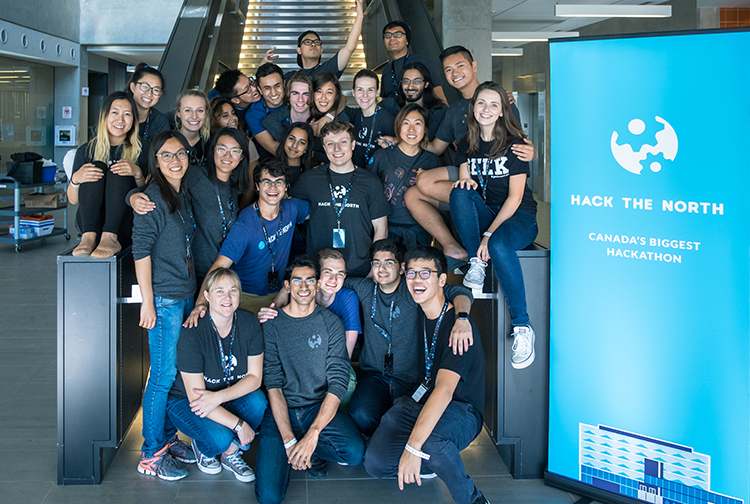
[176,199,196,259]
[255,203,284,272]
[356,106,379,164]
[423,302,448,384]
[213,183,236,239]
[326,168,357,228]
[211,312,237,385]
[474,165,488,201]
[391,52,410,97]
[370,284,395,353]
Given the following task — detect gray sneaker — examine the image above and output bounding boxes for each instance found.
[192,438,221,475]
[463,258,487,290]
[511,325,535,369]
[221,450,255,482]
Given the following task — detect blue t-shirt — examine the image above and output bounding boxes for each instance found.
[218,198,309,295]
[245,99,284,137]
[326,288,362,334]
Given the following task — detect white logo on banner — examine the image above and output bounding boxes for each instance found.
[610,116,678,175]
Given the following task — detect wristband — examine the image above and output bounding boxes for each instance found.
[284,437,297,449]
[325,112,335,120]
[482,231,493,238]
[405,443,430,460]
[233,419,244,433]
[69,180,80,188]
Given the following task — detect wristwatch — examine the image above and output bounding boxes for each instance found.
[233,419,244,433]
[456,312,469,320]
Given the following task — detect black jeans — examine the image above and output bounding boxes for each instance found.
[77,162,135,235]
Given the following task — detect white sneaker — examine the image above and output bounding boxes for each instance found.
[511,325,535,369]
[463,258,487,290]
[192,438,221,475]
[221,450,255,482]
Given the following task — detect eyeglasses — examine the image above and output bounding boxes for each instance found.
[216,146,243,158]
[156,150,188,162]
[402,78,423,86]
[136,81,163,97]
[301,39,322,47]
[371,259,397,268]
[383,32,406,39]
[405,269,437,280]
[235,79,257,98]
[291,277,317,286]
[260,179,286,188]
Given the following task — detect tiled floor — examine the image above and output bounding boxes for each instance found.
[0,207,585,504]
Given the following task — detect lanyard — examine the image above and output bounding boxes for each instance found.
[356,106,379,164]
[142,110,152,141]
[474,165,488,202]
[255,203,284,272]
[214,183,236,240]
[391,52,410,97]
[211,312,237,385]
[423,302,449,384]
[189,136,205,167]
[326,167,357,229]
[370,284,395,353]
[175,198,196,259]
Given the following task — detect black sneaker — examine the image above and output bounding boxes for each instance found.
[472,491,490,504]
[307,457,329,479]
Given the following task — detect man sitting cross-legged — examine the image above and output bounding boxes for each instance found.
[255,255,365,504]
[364,245,488,504]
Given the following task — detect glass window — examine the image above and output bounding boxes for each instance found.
[0,56,55,172]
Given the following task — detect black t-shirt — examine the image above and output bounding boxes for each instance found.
[436,99,521,145]
[420,307,484,420]
[380,52,445,100]
[289,165,390,276]
[378,99,446,142]
[284,51,343,81]
[138,108,171,175]
[456,137,537,215]
[262,107,292,143]
[368,146,440,225]
[170,309,264,400]
[343,105,396,168]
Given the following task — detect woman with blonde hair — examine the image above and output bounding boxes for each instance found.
[69,91,143,257]
[175,89,211,168]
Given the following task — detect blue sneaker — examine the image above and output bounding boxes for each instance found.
[167,436,196,464]
[137,445,188,481]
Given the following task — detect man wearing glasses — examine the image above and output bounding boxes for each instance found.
[186,159,309,318]
[255,255,365,503]
[277,0,364,81]
[380,21,447,105]
[364,245,489,504]
[344,239,474,438]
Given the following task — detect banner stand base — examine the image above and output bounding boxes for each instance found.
[544,471,642,504]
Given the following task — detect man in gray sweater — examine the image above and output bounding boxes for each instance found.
[255,255,365,504]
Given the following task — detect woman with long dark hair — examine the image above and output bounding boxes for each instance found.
[69,91,142,258]
[449,81,538,370]
[274,122,314,188]
[126,63,170,172]
[133,130,198,480]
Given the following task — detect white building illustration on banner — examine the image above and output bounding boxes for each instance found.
[579,424,742,504]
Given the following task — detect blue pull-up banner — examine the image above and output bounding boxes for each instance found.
[548,29,750,504]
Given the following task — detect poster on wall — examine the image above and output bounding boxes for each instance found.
[548,29,750,504]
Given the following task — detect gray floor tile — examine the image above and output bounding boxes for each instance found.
[0,449,57,483]
[42,479,180,504]
[174,479,258,503]
[2,481,53,504]
[308,476,442,504]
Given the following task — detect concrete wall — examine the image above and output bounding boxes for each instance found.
[0,0,80,42]
[79,0,183,45]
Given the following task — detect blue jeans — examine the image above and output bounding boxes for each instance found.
[255,402,365,504]
[349,371,416,436]
[166,389,267,457]
[141,296,194,457]
[449,187,538,326]
[364,397,483,504]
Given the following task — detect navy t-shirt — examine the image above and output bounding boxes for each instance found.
[455,137,537,215]
[218,198,310,295]
[343,105,396,168]
[368,146,440,225]
[284,52,343,81]
[170,309,264,400]
[326,288,362,334]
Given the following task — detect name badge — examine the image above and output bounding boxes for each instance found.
[267,270,279,292]
[333,228,346,248]
[411,383,428,403]
[383,352,394,376]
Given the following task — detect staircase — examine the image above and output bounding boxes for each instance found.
[238,0,367,104]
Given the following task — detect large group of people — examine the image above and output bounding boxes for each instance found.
[66,5,541,502]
